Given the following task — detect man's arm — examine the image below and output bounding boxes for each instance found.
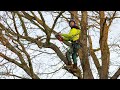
[61,28,81,41]
[61,33,73,38]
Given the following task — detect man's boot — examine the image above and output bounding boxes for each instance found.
[73,63,78,72]
[66,61,73,68]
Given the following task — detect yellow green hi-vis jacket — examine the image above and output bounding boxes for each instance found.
[61,28,81,41]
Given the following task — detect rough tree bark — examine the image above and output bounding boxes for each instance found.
[99,11,110,79]
[80,11,94,79]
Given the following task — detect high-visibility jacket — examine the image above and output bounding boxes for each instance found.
[61,28,81,41]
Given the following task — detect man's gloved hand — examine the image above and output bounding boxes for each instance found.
[55,33,63,41]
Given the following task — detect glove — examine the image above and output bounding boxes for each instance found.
[55,33,63,41]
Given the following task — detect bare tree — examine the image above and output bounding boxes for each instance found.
[0,11,119,79]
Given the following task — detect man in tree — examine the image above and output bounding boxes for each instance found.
[56,19,81,71]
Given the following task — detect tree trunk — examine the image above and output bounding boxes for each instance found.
[99,11,110,79]
[80,11,94,79]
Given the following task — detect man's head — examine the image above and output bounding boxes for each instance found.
[69,19,76,27]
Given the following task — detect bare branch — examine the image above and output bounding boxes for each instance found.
[51,11,65,31]
[110,68,120,79]
[0,53,22,67]
[108,11,117,27]
[16,12,28,36]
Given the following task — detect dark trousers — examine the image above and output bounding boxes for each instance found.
[66,41,81,64]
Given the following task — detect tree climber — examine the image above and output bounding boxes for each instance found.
[55,19,81,71]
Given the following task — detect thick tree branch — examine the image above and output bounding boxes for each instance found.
[88,35,101,75]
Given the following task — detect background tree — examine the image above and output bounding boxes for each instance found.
[0,11,119,79]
